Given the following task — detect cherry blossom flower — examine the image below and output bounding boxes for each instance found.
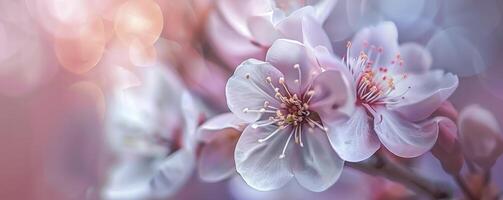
[103,65,200,199]
[226,37,354,191]
[207,1,336,68]
[324,21,459,162]
[458,105,503,169]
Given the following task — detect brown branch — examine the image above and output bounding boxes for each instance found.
[348,152,452,199]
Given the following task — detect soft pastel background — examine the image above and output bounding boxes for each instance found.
[1,0,503,199]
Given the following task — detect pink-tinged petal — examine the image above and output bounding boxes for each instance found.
[326,107,380,162]
[275,6,316,42]
[374,109,439,158]
[301,14,333,52]
[312,0,338,23]
[265,39,319,93]
[309,69,355,122]
[235,125,294,191]
[459,105,503,169]
[290,124,344,192]
[388,70,459,122]
[226,59,283,122]
[247,14,280,47]
[430,117,463,175]
[399,43,432,74]
[313,46,355,84]
[198,113,247,143]
[104,149,195,199]
[432,101,458,122]
[217,0,272,37]
[350,21,399,66]
[207,12,264,68]
[198,129,240,182]
[150,149,196,197]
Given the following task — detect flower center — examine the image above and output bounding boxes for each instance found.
[345,41,411,114]
[242,64,326,158]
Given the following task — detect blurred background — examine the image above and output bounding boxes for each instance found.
[1,0,503,199]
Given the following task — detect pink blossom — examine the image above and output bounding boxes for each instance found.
[225,37,353,191]
[207,1,336,68]
[324,22,459,162]
[458,105,503,169]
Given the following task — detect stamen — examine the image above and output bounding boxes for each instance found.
[258,126,285,143]
[306,118,327,132]
[279,130,294,159]
[278,77,292,98]
[298,126,304,147]
[294,64,301,86]
[243,108,276,114]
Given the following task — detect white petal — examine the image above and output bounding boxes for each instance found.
[327,107,380,162]
[198,130,240,182]
[226,59,283,122]
[399,42,432,73]
[374,109,439,158]
[247,14,280,46]
[235,125,294,191]
[301,14,333,53]
[388,70,459,122]
[350,21,399,66]
[150,149,195,197]
[290,124,344,192]
[275,6,316,41]
[197,113,247,143]
[309,69,355,122]
[103,149,195,199]
[265,39,319,93]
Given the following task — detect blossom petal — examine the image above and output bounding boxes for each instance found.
[235,125,294,191]
[275,6,316,41]
[247,14,280,46]
[374,109,439,158]
[459,105,503,169]
[265,39,318,93]
[312,0,338,23]
[430,117,463,174]
[226,59,283,122]
[104,149,195,199]
[150,149,196,197]
[198,129,240,182]
[350,21,399,66]
[399,42,432,74]
[327,107,380,162]
[207,12,264,68]
[301,13,332,52]
[388,70,459,122]
[197,113,247,143]
[290,124,344,192]
[309,69,354,121]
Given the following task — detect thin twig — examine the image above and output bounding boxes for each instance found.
[348,152,452,199]
[453,174,477,200]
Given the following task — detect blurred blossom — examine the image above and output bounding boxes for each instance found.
[326,22,458,161]
[458,105,503,170]
[430,101,464,175]
[207,0,336,68]
[197,113,247,182]
[103,66,200,199]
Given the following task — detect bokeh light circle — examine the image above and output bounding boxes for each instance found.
[114,0,163,46]
[54,17,106,74]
